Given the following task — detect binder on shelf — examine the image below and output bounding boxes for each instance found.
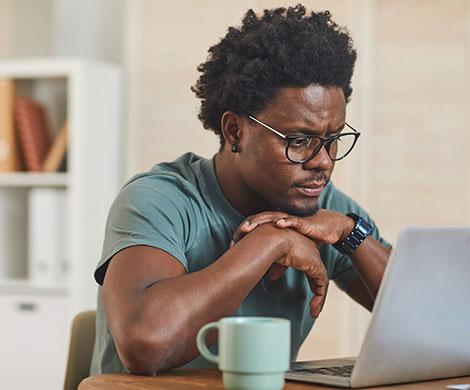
[0,79,23,172]
[27,188,67,284]
[14,96,51,172]
[43,121,68,172]
[0,189,28,279]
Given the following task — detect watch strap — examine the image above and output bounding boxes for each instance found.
[333,213,373,256]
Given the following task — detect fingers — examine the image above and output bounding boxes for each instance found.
[276,216,311,235]
[277,210,348,245]
[305,267,329,318]
[281,247,329,318]
[232,211,289,244]
[276,216,329,243]
[232,220,256,244]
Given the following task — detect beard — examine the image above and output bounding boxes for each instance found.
[274,201,320,217]
[272,174,328,217]
[274,173,330,217]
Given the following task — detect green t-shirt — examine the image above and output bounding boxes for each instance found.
[90,152,390,375]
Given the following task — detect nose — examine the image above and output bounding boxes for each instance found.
[301,145,333,171]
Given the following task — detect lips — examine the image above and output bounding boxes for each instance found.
[294,181,325,197]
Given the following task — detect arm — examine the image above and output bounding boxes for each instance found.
[344,235,392,311]
[349,236,392,300]
[345,278,375,311]
[103,224,327,374]
[329,212,391,303]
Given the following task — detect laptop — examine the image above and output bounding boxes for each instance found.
[286,226,470,388]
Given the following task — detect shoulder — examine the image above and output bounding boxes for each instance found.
[117,153,205,209]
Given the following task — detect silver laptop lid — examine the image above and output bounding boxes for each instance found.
[351,227,470,388]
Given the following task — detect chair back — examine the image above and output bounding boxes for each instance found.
[63,310,96,390]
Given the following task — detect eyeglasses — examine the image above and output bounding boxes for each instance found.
[248,115,361,164]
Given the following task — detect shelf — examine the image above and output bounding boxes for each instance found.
[0,57,116,79]
[0,172,68,187]
[0,279,68,296]
[0,58,122,313]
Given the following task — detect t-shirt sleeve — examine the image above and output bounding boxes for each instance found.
[94,175,196,285]
[322,183,392,291]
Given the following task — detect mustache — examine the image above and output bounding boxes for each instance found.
[293,173,329,187]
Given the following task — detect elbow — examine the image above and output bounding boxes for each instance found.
[116,328,171,375]
[118,334,157,375]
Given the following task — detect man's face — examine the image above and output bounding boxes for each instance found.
[236,84,346,216]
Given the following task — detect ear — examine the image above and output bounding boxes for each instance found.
[220,111,242,147]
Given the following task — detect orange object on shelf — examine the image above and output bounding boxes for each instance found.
[14,96,51,172]
[0,79,23,172]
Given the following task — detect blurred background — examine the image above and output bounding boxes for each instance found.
[0,0,469,388]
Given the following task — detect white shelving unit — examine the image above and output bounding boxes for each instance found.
[0,172,68,187]
[0,58,122,389]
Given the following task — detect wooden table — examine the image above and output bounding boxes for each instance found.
[79,369,470,389]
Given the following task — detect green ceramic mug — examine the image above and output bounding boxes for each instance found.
[196,317,291,390]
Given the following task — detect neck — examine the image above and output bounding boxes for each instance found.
[214,150,271,217]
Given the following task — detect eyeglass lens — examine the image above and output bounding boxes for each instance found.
[287,134,357,163]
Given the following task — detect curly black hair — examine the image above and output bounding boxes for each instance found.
[191,4,357,146]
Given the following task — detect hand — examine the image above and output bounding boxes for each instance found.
[275,227,329,318]
[234,223,329,318]
[231,209,354,246]
[231,211,290,246]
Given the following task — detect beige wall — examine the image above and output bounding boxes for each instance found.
[0,0,125,61]
[0,0,54,58]
[124,0,362,176]
[0,0,11,57]
[372,0,470,241]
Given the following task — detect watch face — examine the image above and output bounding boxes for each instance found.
[357,218,374,236]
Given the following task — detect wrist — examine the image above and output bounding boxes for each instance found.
[340,214,356,241]
[334,213,374,257]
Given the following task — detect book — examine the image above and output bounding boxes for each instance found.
[43,120,68,172]
[0,79,23,172]
[14,96,51,171]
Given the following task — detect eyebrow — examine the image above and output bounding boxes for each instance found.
[285,123,346,136]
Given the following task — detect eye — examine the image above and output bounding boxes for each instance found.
[289,137,311,149]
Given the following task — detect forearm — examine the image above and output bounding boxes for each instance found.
[114,225,284,373]
[351,236,391,298]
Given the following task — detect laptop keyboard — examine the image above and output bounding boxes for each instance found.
[293,364,354,377]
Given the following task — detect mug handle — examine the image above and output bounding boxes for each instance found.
[196,321,219,364]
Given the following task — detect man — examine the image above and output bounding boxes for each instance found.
[91,4,391,375]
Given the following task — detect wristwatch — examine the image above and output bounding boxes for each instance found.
[333,213,373,256]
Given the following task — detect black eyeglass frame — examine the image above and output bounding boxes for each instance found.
[248,115,361,164]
